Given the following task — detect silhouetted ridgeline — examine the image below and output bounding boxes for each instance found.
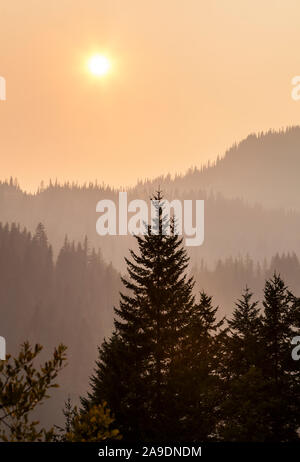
[139,126,300,211]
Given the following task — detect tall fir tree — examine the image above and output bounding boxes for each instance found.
[259,273,300,440]
[218,287,266,440]
[82,191,212,440]
[176,291,224,440]
[220,277,300,441]
[226,286,262,375]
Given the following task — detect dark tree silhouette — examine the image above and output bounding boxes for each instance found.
[82,192,218,441]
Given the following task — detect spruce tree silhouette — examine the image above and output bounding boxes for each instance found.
[220,277,300,441]
[227,287,262,375]
[82,191,200,440]
[260,274,300,440]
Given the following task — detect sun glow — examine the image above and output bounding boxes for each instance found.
[88,55,111,76]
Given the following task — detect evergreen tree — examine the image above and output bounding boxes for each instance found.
[65,403,121,442]
[176,291,224,440]
[0,342,67,441]
[262,274,298,381]
[83,192,202,440]
[259,273,300,440]
[220,277,300,441]
[55,398,121,442]
[226,287,262,375]
[82,334,138,435]
[219,366,272,442]
[218,287,266,440]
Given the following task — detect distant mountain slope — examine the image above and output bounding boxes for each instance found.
[1,180,300,273]
[1,127,300,272]
[142,126,300,211]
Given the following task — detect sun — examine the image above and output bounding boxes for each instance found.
[88,55,111,77]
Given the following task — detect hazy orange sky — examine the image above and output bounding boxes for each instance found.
[1,0,300,191]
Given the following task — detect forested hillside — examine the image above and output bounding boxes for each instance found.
[0,222,121,426]
[1,180,300,274]
[193,252,300,317]
[141,126,300,211]
[2,127,300,429]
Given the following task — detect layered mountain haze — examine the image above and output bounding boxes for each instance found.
[1,126,300,429]
[2,0,300,444]
[0,223,121,427]
[1,127,300,273]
